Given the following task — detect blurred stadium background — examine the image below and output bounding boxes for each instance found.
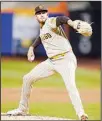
[1,1,101,120]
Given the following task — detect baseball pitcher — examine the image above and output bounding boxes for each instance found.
[7,5,92,121]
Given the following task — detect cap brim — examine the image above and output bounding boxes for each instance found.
[35,10,48,15]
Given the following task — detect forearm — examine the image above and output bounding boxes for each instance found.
[56,16,74,27]
[30,36,41,49]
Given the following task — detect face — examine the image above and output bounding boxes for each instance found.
[35,11,48,23]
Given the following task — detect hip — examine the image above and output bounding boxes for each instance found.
[48,51,77,68]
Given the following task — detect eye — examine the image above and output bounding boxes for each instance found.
[36,12,42,15]
[42,11,46,14]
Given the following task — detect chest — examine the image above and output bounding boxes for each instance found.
[40,25,54,41]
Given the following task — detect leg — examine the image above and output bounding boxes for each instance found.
[53,53,87,119]
[7,59,55,115]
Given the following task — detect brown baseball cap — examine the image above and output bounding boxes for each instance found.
[35,5,48,15]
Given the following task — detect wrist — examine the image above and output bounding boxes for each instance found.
[30,46,34,50]
[67,19,74,27]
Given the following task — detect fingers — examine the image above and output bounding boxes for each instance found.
[27,52,35,62]
[28,55,35,62]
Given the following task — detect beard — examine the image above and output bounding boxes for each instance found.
[40,18,46,23]
[39,18,47,25]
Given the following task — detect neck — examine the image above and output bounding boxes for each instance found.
[40,22,45,28]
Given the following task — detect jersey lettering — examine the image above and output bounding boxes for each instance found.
[41,33,52,41]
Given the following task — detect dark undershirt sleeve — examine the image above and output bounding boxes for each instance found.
[31,36,41,48]
[56,16,70,27]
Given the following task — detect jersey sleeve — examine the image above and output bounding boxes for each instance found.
[31,36,41,48]
[46,17,57,29]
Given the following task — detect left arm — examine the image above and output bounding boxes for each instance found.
[56,16,74,28]
[56,16,92,37]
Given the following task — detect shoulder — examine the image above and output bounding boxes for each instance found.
[45,17,57,28]
[46,17,56,24]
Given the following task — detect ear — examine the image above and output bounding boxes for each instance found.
[35,15,37,18]
[35,15,38,20]
[35,15,39,22]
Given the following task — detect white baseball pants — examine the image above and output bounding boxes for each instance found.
[19,52,85,118]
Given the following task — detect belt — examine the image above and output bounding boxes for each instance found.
[49,51,68,60]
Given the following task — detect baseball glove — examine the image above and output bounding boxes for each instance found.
[73,20,93,37]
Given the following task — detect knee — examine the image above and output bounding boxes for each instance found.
[23,75,28,83]
[23,74,32,85]
[23,73,36,84]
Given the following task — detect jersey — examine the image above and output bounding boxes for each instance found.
[40,17,72,58]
